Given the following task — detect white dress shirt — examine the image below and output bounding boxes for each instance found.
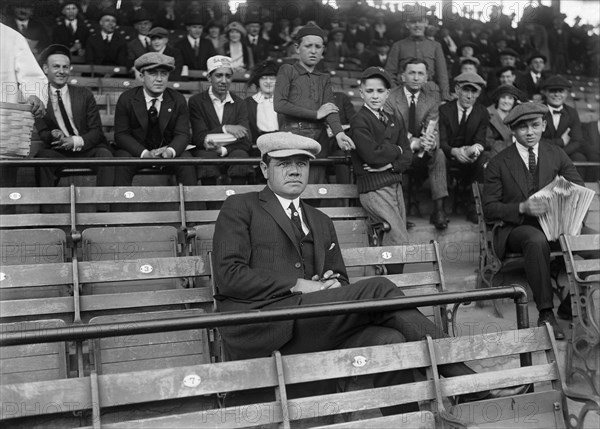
[100,31,113,42]
[515,141,539,171]
[141,89,176,158]
[547,105,563,130]
[274,193,309,235]
[457,104,473,123]
[50,85,83,151]
[208,86,235,156]
[139,33,150,48]
[252,92,278,133]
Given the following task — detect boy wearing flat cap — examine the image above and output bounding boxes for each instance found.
[213,131,527,408]
[85,8,129,68]
[483,103,590,340]
[439,71,490,223]
[113,52,196,187]
[540,75,586,163]
[274,22,355,184]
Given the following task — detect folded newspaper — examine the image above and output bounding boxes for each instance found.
[205,133,237,145]
[529,175,595,241]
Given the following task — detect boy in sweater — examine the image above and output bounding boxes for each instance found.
[350,67,412,273]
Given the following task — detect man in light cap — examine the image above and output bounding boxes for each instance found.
[483,102,589,340]
[113,52,196,187]
[189,55,252,185]
[213,131,527,410]
[439,71,489,223]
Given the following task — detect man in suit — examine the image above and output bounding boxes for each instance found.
[439,72,490,223]
[127,8,154,68]
[51,1,90,56]
[516,53,549,102]
[174,13,216,72]
[385,58,449,230]
[213,131,528,409]
[6,4,49,55]
[189,55,252,185]
[146,27,183,80]
[34,44,113,191]
[483,103,587,340]
[540,75,586,162]
[113,52,196,186]
[85,8,129,68]
[245,18,270,64]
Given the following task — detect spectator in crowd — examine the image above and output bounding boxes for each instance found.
[189,55,252,185]
[175,13,216,72]
[483,103,588,340]
[245,60,280,149]
[350,67,412,274]
[154,0,183,31]
[372,11,387,41]
[224,21,253,72]
[83,0,115,22]
[329,91,356,184]
[245,18,270,64]
[127,8,154,67]
[349,41,373,70]
[146,27,183,80]
[385,14,450,101]
[119,0,147,26]
[439,72,489,224]
[486,84,523,157]
[438,26,458,63]
[51,1,90,57]
[6,4,49,55]
[486,48,519,93]
[386,58,449,230]
[540,75,586,163]
[113,52,196,187]
[365,39,389,68]
[497,66,518,87]
[85,8,129,68]
[516,53,549,101]
[34,44,114,192]
[458,57,480,75]
[324,28,351,66]
[274,23,355,184]
[204,21,226,55]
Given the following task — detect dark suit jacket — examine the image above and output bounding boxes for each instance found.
[127,37,149,67]
[35,84,106,151]
[51,17,90,49]
[114,87,190,157]
[85,32,130,67]
[213,186,349,360]
[385,85,440,141]
[515,71,549,101]
[439,100,489,158]
[541,104,584,157]
[174,37,216,71]
[162,46,183,81]
[483,142,583,258]
[188,90,251,153]
[246,35,270,64]
[7,17,49,52]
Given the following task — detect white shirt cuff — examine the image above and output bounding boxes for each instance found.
[222,125,228,133]
[72,136,84,151]
[219,146,228,157]
[166,147,176,158]
[140,149,150,158]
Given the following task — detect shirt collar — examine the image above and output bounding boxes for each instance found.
[101,31,113,40]
[143,89,164,104]
[516,141,539,155]
[364,104,381,119]
[293,60,321,76]
[252,92,273,103]
[51,85,69,97]
[208,86,234,104]
[457,103,473,116]
[187,35,200,46]
[403,87,420,102]
[547,104,563,112]
[274,192,301,214]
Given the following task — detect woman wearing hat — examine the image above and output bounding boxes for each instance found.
[245,61,280,151]
[324,28,350,67]
[486,84,523,157]
[224,21,253,72]
[205,20,226,55]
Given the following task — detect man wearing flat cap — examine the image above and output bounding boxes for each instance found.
[213,131,526,409]
[34,44,114,192]
[85,8,129,68]
[439,71,490,223]
[51,1,90,55]
[540,75,587,163]
[483,103,586,340]
[113,52,196,187]
[175,14,216,72]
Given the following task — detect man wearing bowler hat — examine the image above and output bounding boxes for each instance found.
[213,131,528,411]
[85,8,129,67]
[483,103,588,340]
[113,52,196,187]
[175,13,216,72]
[516,53,549,101]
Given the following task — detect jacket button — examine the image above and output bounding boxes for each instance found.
[295,262,302,268]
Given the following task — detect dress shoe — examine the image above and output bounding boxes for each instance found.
[557,296,573,321]
[430,211,448,230]
[455,384,531,404]
[538,310,565,340]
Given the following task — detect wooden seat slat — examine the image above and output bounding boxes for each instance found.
[351,272,441,288]
[0,297,74,319]
[75,186,182,204]
[77,211,183,226]
[0,187,71,205]
[0,263,72,287]
[79,288,212,312]
[572,258,600,274]
[563,233,600,251]
[312,412,435,429]
[343,244,440,265]
[0,213,72,228]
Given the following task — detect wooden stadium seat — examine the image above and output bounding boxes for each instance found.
[167,81,203,94]
[0,319,68,384]
[0,187,73,229]
[70,64,130,77]
[67,76,101,92]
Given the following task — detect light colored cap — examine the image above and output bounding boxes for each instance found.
[257,132,321,159]
[207,55,233,74]
[134,52,175,72]
[455,72,486,89]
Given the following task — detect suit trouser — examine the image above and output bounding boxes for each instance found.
[278,277,473,414]
[193,148,252,182]
[35,146,115,187]
[412,147,449,200]
[113,149,197,186]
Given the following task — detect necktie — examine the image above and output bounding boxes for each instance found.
[289,202,304,236]
[528,147,536,177]
[19,22,27,33]
[533,73,540,84]
[148,98,158,124]
[67,20,74,35]
[408,93,417,136]
[56,90,75,136]
[552,109,562,115]
[104,35,110,45]
[194,38,199,56]
[379,110,388,126]
[145,37,151,51]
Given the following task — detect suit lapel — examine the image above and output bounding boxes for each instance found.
[259,188,301,256]
[449,101,459,134]
[504,144,529,199]
[159,90,174,134]
[203,92,221,125]
[537,143,554,187]
[222,98,235,125]
[133,88,148,131]
[68,86,82,131]
[302,202,326,276]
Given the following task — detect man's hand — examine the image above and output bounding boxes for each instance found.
[316,102,339,120]
[336,132,355,150]
[519,198,549,216]
[27,95,45,119]
[204,139,220,151]
[561,128,571,146]
[223,124,249,139]
[451,147,473,164]
[51,129,64,142]
[363,163,392,173]
[141,150,158,158]
[52,136,75,151]
[421,132,437,152]
[292,271,343,293]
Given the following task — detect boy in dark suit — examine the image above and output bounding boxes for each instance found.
[350,67,412,274]
[439,72,489,223]
[113,52,196,186]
